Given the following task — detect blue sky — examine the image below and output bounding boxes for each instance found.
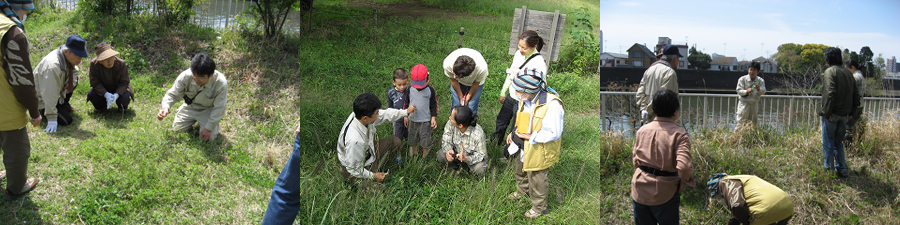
[600,0,900,63]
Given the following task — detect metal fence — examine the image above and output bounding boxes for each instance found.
[47,0,304,32]
[599,92,900,133]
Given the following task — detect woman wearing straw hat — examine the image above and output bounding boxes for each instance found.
[87,42,133,113]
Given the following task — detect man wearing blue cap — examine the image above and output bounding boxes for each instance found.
[34,34,88,133]
[636,44,681,124]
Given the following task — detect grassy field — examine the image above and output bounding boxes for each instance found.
[0,0,897,224]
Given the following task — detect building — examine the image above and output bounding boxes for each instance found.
[625,43,656,68]
[653,37,689,69]
[598,52,627,67]
[710,56,739,71]
[751,56,778,73]
[598,30,603,53]
[738,60,751,71]
[888,56,896,73]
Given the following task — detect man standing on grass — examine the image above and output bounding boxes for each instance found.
[34,34,88,133]
[636,44,681,124]
[735,61,766,126]
[261,93,415,224]
[443,47,489,115]
[157,53,228,142]
[844,59,865,146]
[818,47,860,178]
[0,13,40,200]
[631,89,695,225]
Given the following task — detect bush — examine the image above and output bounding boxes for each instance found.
[557,7,599,75]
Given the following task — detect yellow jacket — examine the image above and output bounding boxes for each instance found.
[519,92,564,171]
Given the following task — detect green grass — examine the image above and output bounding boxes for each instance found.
[1,0,898,224]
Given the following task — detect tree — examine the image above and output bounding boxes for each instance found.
[252,0,311,39]
[842,48,850,64]
[687,46,711,70]
[771,43,830,95]
[860,46,879,78]
[875,53,886,78]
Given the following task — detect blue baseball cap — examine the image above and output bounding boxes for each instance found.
[65,34,89,58]
[661,44,683,57]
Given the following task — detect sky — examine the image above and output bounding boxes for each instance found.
[599,0,900,63]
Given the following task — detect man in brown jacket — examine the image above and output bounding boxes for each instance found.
[87,42,132,113]
[631,89,695,225]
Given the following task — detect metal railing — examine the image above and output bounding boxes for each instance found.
[47,0,304,32]
[599,91,900,132]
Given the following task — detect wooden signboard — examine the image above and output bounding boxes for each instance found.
[508,6,566,63]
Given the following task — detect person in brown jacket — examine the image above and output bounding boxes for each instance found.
[631,89,695,225]
[87,42,132,113]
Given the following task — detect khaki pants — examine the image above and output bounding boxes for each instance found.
[435,148,489,175]
[340,137,401,184]
[1,127,31,194]
[514,153,549,213]
[172,105,220,140]
[735,101,759,126]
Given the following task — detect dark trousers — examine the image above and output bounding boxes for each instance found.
[87,89,131,111]
[39,92,74,126]
[633,192,681,225]
[492,95,518,145]
[1,127,31,194]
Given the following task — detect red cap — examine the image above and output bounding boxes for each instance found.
[410,64,429,89]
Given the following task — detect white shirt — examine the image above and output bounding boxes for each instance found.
[443,48,489,86]
[336,109,408,179]
[521,97,564,145]
[501,51,547,100]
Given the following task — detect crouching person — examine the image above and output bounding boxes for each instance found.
[157,53,227,142]
[261,93,416,224]
[437,106,489,175]
[707,173,794,225]
[87,43,133,113]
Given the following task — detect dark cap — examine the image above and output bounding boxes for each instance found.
[65,34,89,58]
[661,44,683,57]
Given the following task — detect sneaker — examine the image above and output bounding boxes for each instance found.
[4,178,39,201]
[507,191,523,200]
[523,209,544,218]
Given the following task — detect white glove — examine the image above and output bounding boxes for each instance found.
[112,93,120,103]
[45,120,58,133]
[641,110,648,120]
[104,92,116,109]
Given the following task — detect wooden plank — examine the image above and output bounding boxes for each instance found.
[543,10,560,64]
[508,8,566,62]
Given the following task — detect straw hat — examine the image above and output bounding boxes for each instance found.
[93,42,119,61]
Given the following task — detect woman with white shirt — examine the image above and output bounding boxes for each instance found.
[492,30,548,148]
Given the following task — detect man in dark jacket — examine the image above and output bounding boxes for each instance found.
[818,47,860,178]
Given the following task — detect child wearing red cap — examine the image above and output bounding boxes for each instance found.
[404,64,438,157]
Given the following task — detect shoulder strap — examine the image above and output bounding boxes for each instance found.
[518,53,541,70]
[341,119,353,147]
